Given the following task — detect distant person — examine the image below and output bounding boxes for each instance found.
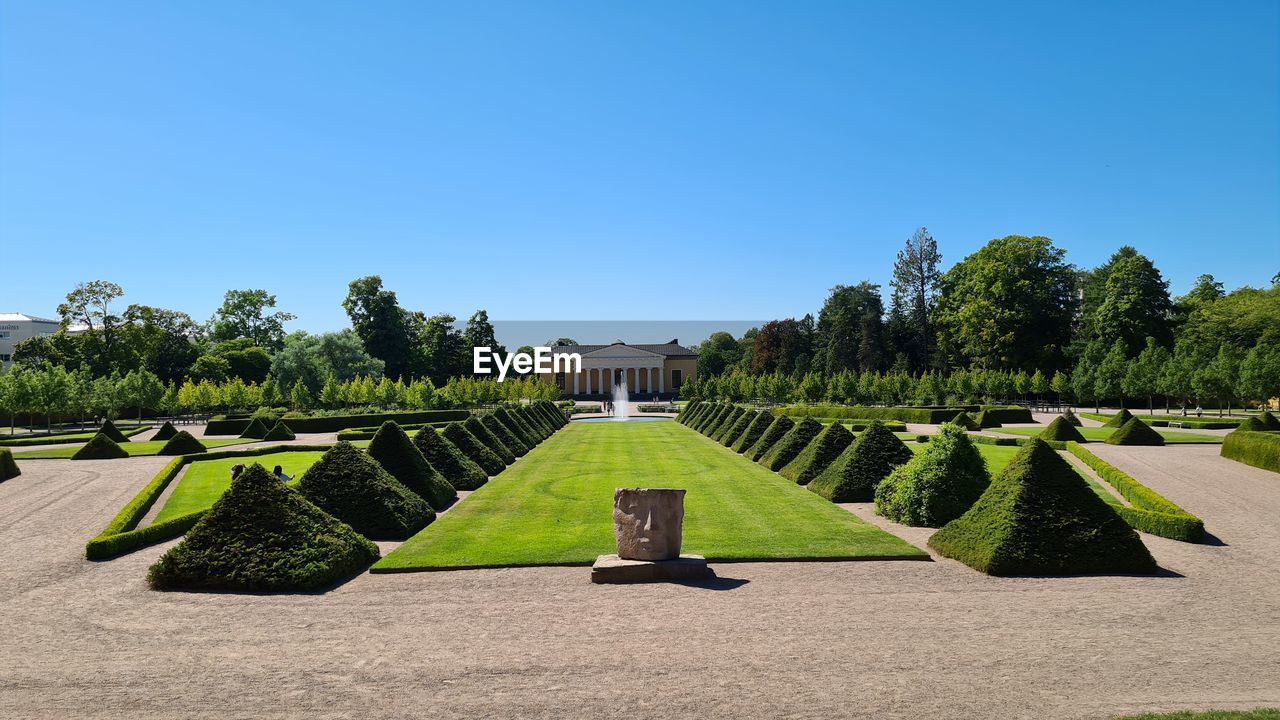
[273,465,293,482]
[1195,405,1203,417]
[230,464,246,482]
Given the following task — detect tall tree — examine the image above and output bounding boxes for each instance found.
[342,276,418,379]
[418,314,469,385]
[463,309,505,375]
[934,236,1077,370]
[1123,337,1170,415]
[695,331,743,378]
[57,280,126,373]
[888,227,942,369]
[750,316,815,377]
[816,282,885,374]
[1091,250,1174,353]
[211,289,295,350]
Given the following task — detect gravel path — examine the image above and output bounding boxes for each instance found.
[1,445,1277,719]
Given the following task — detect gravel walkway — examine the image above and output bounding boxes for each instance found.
[0,444,1277,719]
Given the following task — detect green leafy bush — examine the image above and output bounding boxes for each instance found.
[204,410,470,436]
[506,406,545,443]
[493,407,539,449]
[516,407,552,440]
[808,420,913,502]
[949,412,979,431]
[731,412,773,453]
[928,439,1157,576]
[367,421,457,510]
[1040,416,1086,443]
[239,417,270,440]
[482,413,528,457]
[977,405,1034,424]
[299,441,434,540]
[0,448,19,481]
[1260,410,1280,431]
[442,422,506,476]
[1067,442,1205,541]
[413,427,488,491]
[1103,408,1135,428]
[465,416,514,464]
[696,404,733,435]
[719,410,756,447]
[262,421,296,441]
[1236,416,1269,432]
[759,417,823,471]
[532,400,566,428]
[147,464,379,592]
[1221,429,1280,474]
[710,407,745,443]
[973,410,1002,429]
[71,433,130,460]
[874,423,988,527]
[778,422,853,484]
[775,405,966,424]
[152,421,178,441]
[1106,417,1165,446]
[158,431,207,455]
[746,415,794,461]
[678,401,702,424]
[99,419,130,443]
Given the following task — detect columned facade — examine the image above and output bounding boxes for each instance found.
[537,340,696,399]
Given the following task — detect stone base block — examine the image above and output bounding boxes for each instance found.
[591,554,711,584]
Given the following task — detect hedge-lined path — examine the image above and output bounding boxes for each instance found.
[2,444,1279,718]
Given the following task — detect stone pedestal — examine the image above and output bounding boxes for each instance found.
[591,554,711,584]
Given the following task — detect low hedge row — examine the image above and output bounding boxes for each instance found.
[335,422,450,441]
[1065,442,1205,542]
[774,405,965,424]
[977,406,1034,424]
[0,425,150,447]
[84,444,335,560]
[1081,412,1240,430]
[1220,430,1280,474]
[205,410,469,436]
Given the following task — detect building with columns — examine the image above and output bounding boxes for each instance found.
[537,340,697,399]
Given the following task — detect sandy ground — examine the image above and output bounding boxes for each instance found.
[1,438,1278,719]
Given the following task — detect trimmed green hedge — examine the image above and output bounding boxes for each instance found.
[1106,417,1165,446]
[1221,430,1280,474]
[778,422,853,484]
[977,405,1033,424]
[205,410,469,436]
[262,421,296,441]
[759,417,823,471]
[442,422,506,476]
[335,422,448,441]
[414,426,489,490]
[152,421,178,441]
[775,405,964,424]
[99,419,130,443]
[158,431,207,456]
[84,444,335,560]
[239,417,270,440]
[0,448,19,481]
[469,416,516,464]
[71,433,129,460]
[0,425,151,447]
[1066,442,1205,542]
[746,415,794,461]
[298,442,435,540]
[367,421,457,510]
[1082,412,1241,430]
[731,412,773,453]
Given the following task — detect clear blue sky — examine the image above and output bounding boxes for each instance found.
[2,1,1277,336]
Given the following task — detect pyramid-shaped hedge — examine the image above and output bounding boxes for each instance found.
[0,449,20,481]
[1040,416,1087,443]
[494,407,539,449]
[683,402,711,427]
[442,422,506,476]
[1259,410,1280,431]
[808,420,913,502]
[481,414,527,457]
[152,421,178,441]
[99,419,130,443]
[518,406,553,440]
[1061,408,1083,426]
[720,410,756,447]
[1103,409,1135,428]
[534,400,566,428]
[974,410,1001,429]
[71,432,129,460]
[148,463,379,591]
[875,423,988,527]
[948,412,978,431]
[685,403,714,431]
[158,431,207,455]
[747,415,794,461]
[679,401,702,425]
[263,421,296,441]
[928,439,1158,576]
[367,421,457,510]
[760,417,824,471]
[1236,416,1269,432]
[696,404,731,434]
[711,407,745,443]
[465,416,514,464]
[239,417,271,440]
[779,422,854,484]
[298,441,434,540]
[732,412,774,453]
[1106,417,1165,446]
[414,427,488,490]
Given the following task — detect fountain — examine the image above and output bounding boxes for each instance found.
[612,375,630,421]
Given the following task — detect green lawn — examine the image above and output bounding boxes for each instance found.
[995,426,1222,444]
[13,438,253,459]
[909,442,1122,507]
[152,450,326,523]
[374,420,928,571]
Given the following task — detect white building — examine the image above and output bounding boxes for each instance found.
[0,313,61,368]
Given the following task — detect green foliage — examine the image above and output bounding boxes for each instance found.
[239,417,270,439]
[949,411,979,431]
[778,421,853,484]
[710,407,745,442]
[147,464,378,591]
[776,405,961,424]
[976,406,1033,423]
[759,417,823,471]
[204,409,468,435]
[875,423,988,526]
[678,400,702,424]
[1237,416,1269,432]
[1221,430,1280,474]
[808,420,913,502]
[466,416,514,464]
[731,411,774,453]
[719,409,756,447]
[71,432,129,460]
[0,448,19,481]
[158,431,207,455]
[696,404,733,434]
[973,410,1001,429]
[1260,410,1280,431]
[1106,417,1165,446]
[299,441,434,540]
[367,421,457,510]
[516,407,553,440]
[493,407,538,449]
[1102,408,1135,428]
[481,413,529,456]
[99,419,130,443]
[262,420,296,441]
[413,427,488,490]
[1066,442,1205,541]
[152,421,178,441]
[442,422,506,476]
[746,414,794,461]
[1040,416,1086,443]
[1061,408,1082,426]
[928,439,1157,576]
